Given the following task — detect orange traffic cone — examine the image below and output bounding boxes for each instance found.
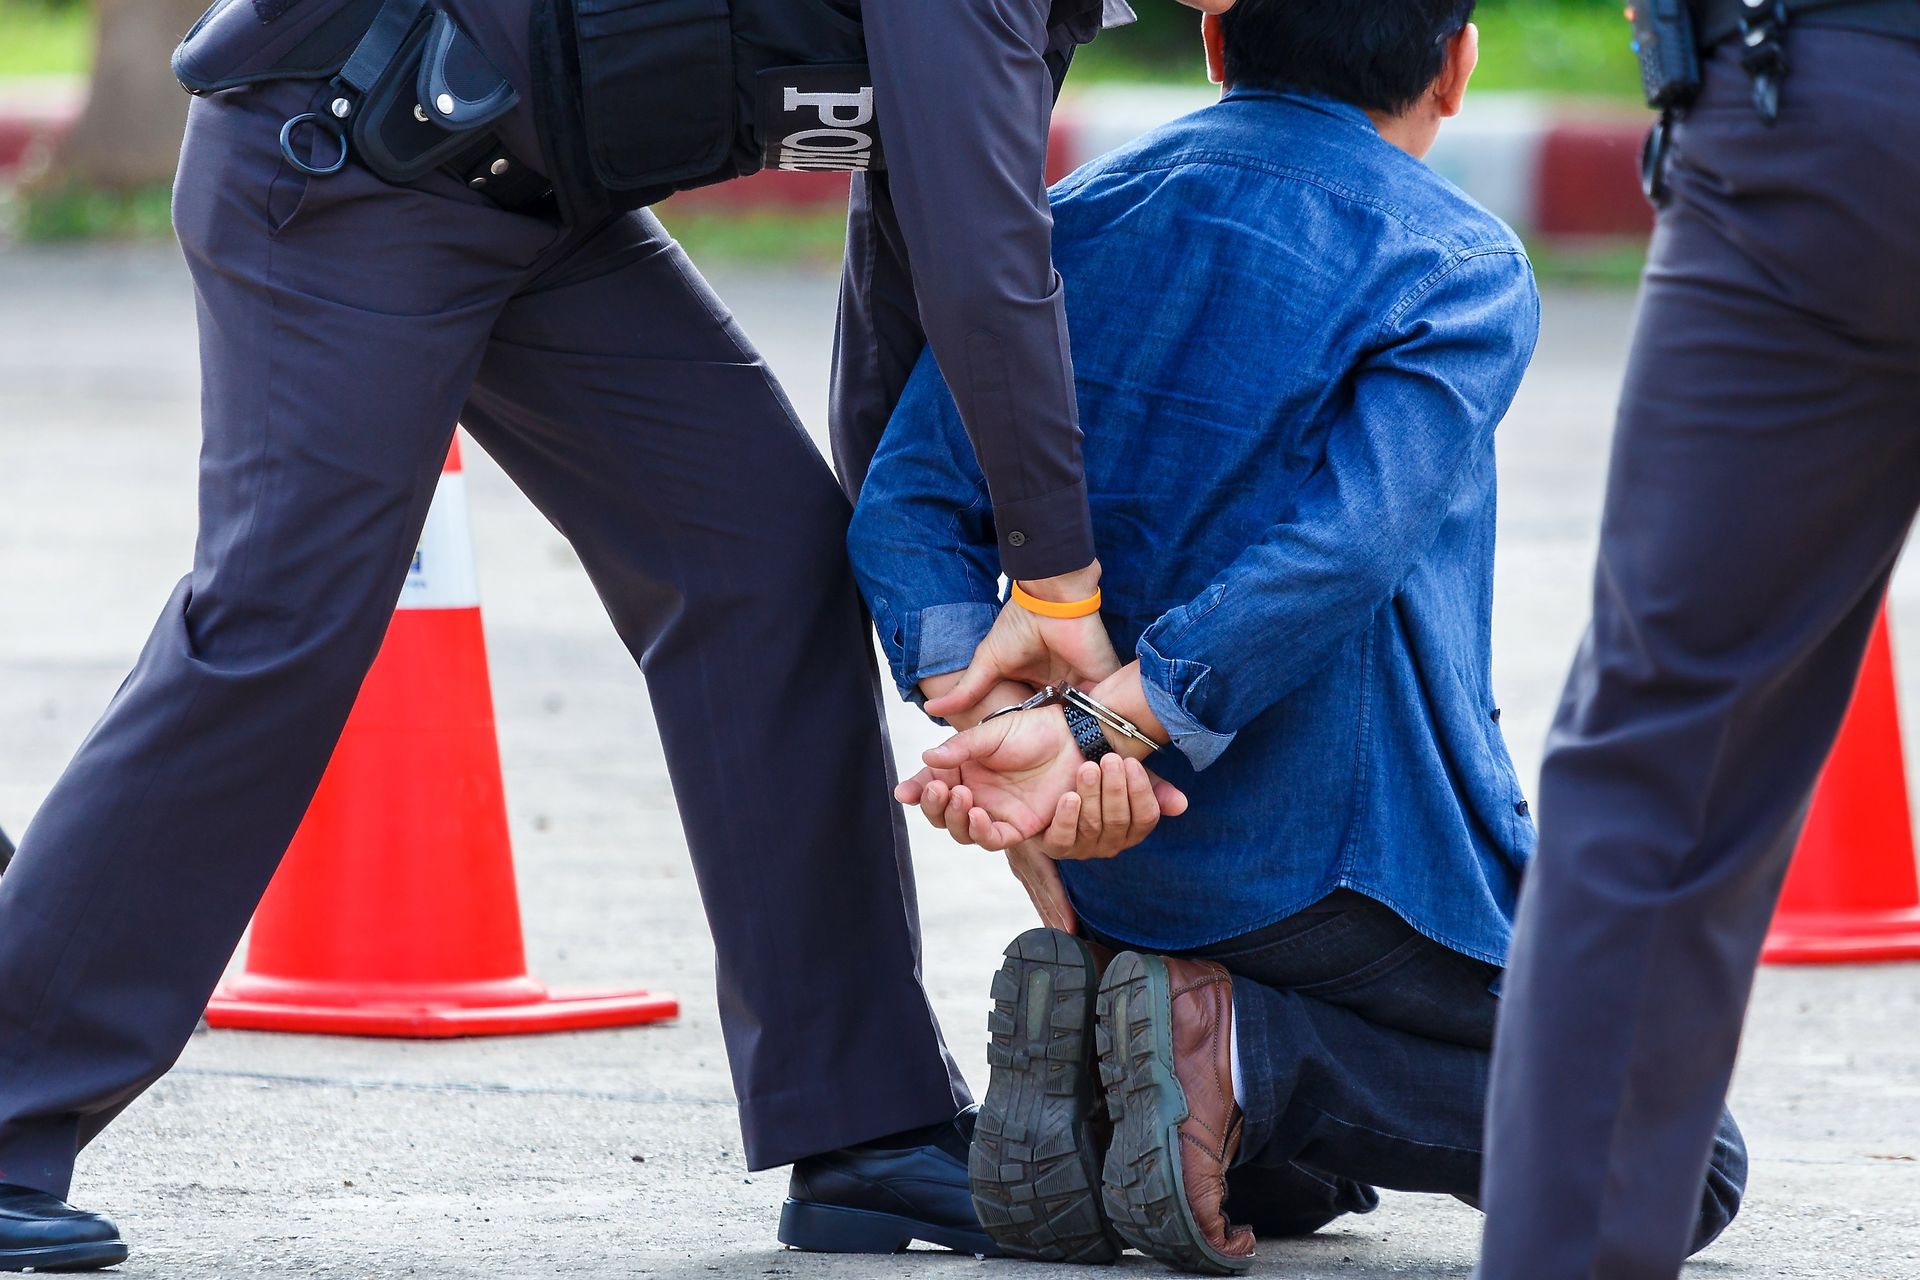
[206,438,680,1035]
[1763,609,1920,964]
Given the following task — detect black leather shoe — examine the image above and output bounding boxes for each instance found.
[778,1107,998,1255]
[0,1184,128,1272]
[970,927,1121,1263]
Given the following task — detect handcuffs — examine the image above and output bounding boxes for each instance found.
[981,685,1168,764]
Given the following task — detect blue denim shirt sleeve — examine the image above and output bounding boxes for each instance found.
[847,351,1004,703]
[1138,248,1540,768]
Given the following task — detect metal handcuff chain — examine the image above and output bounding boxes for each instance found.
[980,684,1168,754]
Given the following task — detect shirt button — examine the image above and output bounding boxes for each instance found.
[1007,531,1028,548]
[1490,708,1502,722]
[1515,800,1531,817]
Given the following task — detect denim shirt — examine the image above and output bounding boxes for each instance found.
[848,89,1541,965]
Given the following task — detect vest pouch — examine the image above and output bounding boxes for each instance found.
[571,0,736,191]
[174,0,386,94]
[351,9,518,183]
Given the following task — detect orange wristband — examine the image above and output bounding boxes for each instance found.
[1011,582,1103,620]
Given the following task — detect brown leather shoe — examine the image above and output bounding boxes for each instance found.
[1096,951,1255,1274]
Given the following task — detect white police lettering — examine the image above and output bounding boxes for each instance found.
[778,85,875,172]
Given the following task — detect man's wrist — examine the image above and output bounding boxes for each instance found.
[918,672,1037,730]
[1017,559,1102,605]
[1086,664,1170,761]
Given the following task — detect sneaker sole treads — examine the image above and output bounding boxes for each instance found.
[970,927,1121,1265]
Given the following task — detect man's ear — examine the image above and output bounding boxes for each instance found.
[1203,13,1227,87]
[1434,22,1479,118]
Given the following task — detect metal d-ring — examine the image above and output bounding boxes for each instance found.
[279,112,350,177]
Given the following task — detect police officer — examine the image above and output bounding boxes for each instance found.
[1478,3,1920,1278]
[0,0,1161,1270]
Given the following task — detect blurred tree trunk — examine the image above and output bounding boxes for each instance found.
[37,0,207,191]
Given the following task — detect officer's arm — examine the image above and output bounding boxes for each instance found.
[859,0,1093,585]
[830,171,924,503]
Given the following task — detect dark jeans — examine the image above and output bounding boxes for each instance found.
[1091,891,1746,1246]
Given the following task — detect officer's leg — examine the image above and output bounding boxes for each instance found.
[0,80,550,1197]
[1479,32,1920,1280]
[457,209,966,1170]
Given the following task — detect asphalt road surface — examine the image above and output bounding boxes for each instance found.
[0,242,1916,1278]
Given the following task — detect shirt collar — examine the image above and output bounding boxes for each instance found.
[1218,86,1378,133]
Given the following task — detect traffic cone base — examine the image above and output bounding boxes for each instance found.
[1761,907,1920,965]
[1763,610,1920,966]
[206,975,678,1039]
[207,439,679,1036]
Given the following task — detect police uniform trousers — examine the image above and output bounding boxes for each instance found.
[1479,29,1920,1280]
[0,77,967,1200]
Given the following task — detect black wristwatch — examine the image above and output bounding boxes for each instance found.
[1063,701,1114,764]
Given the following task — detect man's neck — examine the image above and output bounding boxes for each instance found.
[1218,83,1436,160]
[1365,108,1439,160]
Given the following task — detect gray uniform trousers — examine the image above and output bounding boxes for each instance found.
[1479,29,1920,1280]
[0,77,967,1200]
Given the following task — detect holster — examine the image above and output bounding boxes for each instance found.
[174,0,552,211]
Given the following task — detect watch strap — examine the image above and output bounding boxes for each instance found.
[1063,702,1114,763]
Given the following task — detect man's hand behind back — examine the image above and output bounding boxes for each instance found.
[896,709,1187,853]
[923,565,1121,719]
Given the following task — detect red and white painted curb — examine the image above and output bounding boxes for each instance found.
[0,77,81,181]
[0,81,1654,242]
[672,86,1655,243]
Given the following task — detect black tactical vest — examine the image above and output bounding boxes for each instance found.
[549,0,1109,207]
[559,0,870,199]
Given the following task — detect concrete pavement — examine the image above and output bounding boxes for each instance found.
[0,243,1916,1278]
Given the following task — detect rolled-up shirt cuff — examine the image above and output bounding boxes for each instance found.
[993,479,1097,581]
[1137,635,1236,772]
[904,602,999,703]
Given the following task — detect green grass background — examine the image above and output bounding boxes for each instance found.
[1,1,1639,93]
[1079,0,1637,98]
[0,0,91,77]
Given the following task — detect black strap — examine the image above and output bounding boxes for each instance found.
[338,0,428,93]
[446,134,554,211]
[299,0,556,213]
[1697,0,1917,45]
[338,0,553,212]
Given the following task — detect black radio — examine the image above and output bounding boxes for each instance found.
[1627,0,1702,109]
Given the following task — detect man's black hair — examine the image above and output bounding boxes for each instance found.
[1220,0,1478,117]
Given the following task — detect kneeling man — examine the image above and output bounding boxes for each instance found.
[848,0,1748,1272]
